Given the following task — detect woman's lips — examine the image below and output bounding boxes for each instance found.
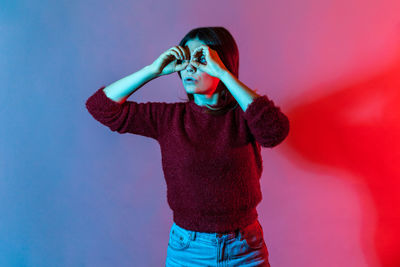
[184,78,197,83]
[185,80,197,83]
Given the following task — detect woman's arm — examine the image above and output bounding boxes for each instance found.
[103,64,159,104]
[218,70,260,112]
[219,69,290,147]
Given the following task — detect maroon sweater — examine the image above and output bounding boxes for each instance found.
[85,86,290,233]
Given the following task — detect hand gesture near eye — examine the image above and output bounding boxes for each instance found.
[189,45,228,78]
[150,46,191,77]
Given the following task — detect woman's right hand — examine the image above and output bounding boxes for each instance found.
[150,46,191,77]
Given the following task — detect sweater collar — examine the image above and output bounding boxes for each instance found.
[188,100,236,116]
[188,100,213,114]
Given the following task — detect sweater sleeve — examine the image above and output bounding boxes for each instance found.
[242,95,290,147]
[85,86,166,140]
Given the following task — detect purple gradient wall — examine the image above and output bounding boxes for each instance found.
[2,0,400,266]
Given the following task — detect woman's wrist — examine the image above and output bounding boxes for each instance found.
[144,64,161,79]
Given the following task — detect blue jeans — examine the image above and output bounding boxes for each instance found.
[166,219,271,267]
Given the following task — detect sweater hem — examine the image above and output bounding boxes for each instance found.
[172,207,258,233]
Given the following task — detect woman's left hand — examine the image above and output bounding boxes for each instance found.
[189,45,228,78]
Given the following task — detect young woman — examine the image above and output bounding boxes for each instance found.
[86,26,290,266]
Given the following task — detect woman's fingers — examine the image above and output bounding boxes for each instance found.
[183,46,191,60]
[169,49,180,60]
[171,46,185,60]
[191,46,202,57]
[177,61,190,71]
[176,46,187,60]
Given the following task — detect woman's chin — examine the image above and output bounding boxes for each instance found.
[184,85,213,95]
[184,87,201,94]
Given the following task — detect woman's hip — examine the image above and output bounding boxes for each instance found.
[166,219,270,266]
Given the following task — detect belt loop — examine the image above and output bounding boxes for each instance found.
[235,228,241,240]
[190,231,196,240]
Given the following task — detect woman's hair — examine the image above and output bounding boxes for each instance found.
[177,26,240,115]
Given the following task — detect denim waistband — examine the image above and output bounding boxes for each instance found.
[171,218,259,243]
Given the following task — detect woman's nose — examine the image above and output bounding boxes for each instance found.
[185,62,196,72]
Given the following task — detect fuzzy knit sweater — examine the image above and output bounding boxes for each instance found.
[85,86,290,233]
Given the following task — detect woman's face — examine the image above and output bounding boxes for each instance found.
[179,38,220,97]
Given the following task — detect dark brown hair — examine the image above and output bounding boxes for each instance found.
[177,26,239,115]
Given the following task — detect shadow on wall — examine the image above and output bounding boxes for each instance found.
[284,40,400,266]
